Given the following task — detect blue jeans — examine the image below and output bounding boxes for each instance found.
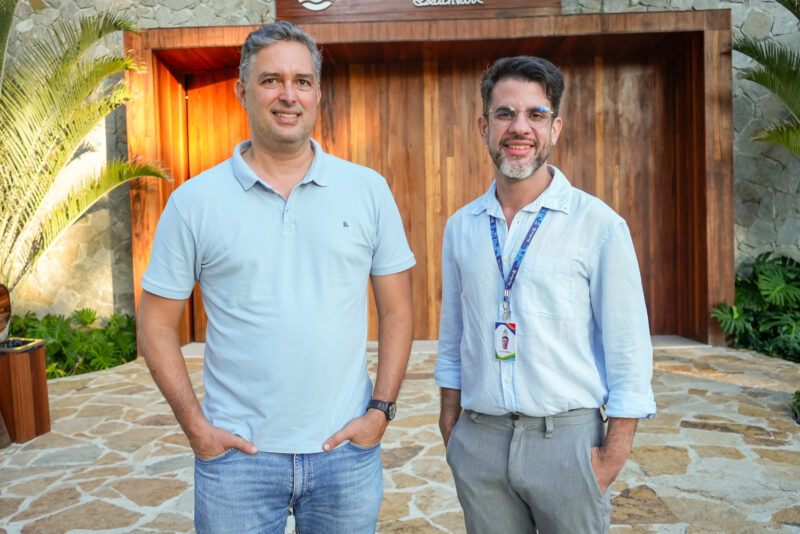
[194,442,383,534]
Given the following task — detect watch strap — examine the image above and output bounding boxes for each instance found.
[367,399,395,421]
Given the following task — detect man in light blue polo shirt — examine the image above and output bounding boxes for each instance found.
[137,22,415,534]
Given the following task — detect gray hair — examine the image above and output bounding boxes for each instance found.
[239,21,322,85]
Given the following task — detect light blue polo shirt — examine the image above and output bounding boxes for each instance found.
[142,139,416,453]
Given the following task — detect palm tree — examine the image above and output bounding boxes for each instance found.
[0,0,166,304]
[732,0,800,158]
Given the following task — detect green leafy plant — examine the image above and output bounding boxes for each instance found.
[732,0,800,157]
[792,390,800,424]
[71,308,97,329]
[9,309,137,378]
[712,252,800,362]
[0,0,167,294]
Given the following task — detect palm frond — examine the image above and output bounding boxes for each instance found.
[0,9,167,293]
[2,160,168,291]
[1,56,137,184]
[733,36,800,121]
[0,0,18,87]
[0,79,132,277]
[773,0,800,21]
[752,121,800,158]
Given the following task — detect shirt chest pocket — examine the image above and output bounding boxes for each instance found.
[515,256,577,320]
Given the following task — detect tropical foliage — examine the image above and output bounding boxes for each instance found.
[792,390,799,424]
[9,309,137,378]
[732,0,800,158]
[0,0,166,293]
[712,252,800,362]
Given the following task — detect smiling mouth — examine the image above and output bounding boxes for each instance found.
[273,111,301,119]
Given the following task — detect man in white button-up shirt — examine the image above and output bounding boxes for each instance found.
[436,56,656,533]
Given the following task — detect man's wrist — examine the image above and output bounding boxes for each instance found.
[367,399,396,421]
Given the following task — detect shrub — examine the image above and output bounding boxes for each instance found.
[711,252,800,363]
[9,309,137,378]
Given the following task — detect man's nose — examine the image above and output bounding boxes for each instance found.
[507,111,532,134]
[279,80,296,103]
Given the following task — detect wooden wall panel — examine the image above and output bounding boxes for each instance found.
[704,28,734,345]
[186,69,250,342]
[126,33,161,316]
[674,34,708,342]
[153,58,193,345]
[550,57,680,335]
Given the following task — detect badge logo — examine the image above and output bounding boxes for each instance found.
[299,0,335,11]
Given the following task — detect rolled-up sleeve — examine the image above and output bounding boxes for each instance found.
[435,218,463,390]
[590,221,657,419]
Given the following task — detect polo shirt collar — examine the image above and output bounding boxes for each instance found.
[231,138,329,192]
[471,164,573,218]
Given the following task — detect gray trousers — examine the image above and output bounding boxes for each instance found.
[445,408,611,534]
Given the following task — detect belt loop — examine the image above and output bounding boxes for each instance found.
[544,416,554,439]
[469,411,480,423]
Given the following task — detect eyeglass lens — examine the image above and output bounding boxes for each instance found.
[491,106,551,126]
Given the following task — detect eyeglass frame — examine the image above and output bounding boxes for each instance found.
[484,105,555,128]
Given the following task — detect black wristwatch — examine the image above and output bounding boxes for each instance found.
[367,399,396,421]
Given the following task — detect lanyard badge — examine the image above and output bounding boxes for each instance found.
[495,322,516,360]
[490,207,548,360]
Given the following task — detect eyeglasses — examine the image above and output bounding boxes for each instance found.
[486,105,553,127]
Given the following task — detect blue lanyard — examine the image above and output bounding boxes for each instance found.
[490,207,548,320]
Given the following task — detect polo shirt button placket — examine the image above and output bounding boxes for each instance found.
[282,207,296,232]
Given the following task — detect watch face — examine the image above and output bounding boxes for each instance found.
[387,403,396,420]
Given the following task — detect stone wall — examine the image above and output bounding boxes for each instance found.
[6,0,799,321]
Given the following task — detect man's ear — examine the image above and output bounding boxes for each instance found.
[477,114,489,145]
[234,79,247,109]
[550,116,563,145]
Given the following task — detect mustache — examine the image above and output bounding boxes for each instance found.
[500,135,536,145]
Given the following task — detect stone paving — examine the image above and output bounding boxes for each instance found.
[1,339,799,533]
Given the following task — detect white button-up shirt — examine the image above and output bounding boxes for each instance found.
[435,166,656,419]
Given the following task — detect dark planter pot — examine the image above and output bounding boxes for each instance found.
[0,337,51,443]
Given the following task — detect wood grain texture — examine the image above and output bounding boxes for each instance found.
[703,27,734,345]
[126,10,733,343]
[186,69,251,342]
[153,58,193,345]
[0,346,49,443]
[277,0,559,24]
